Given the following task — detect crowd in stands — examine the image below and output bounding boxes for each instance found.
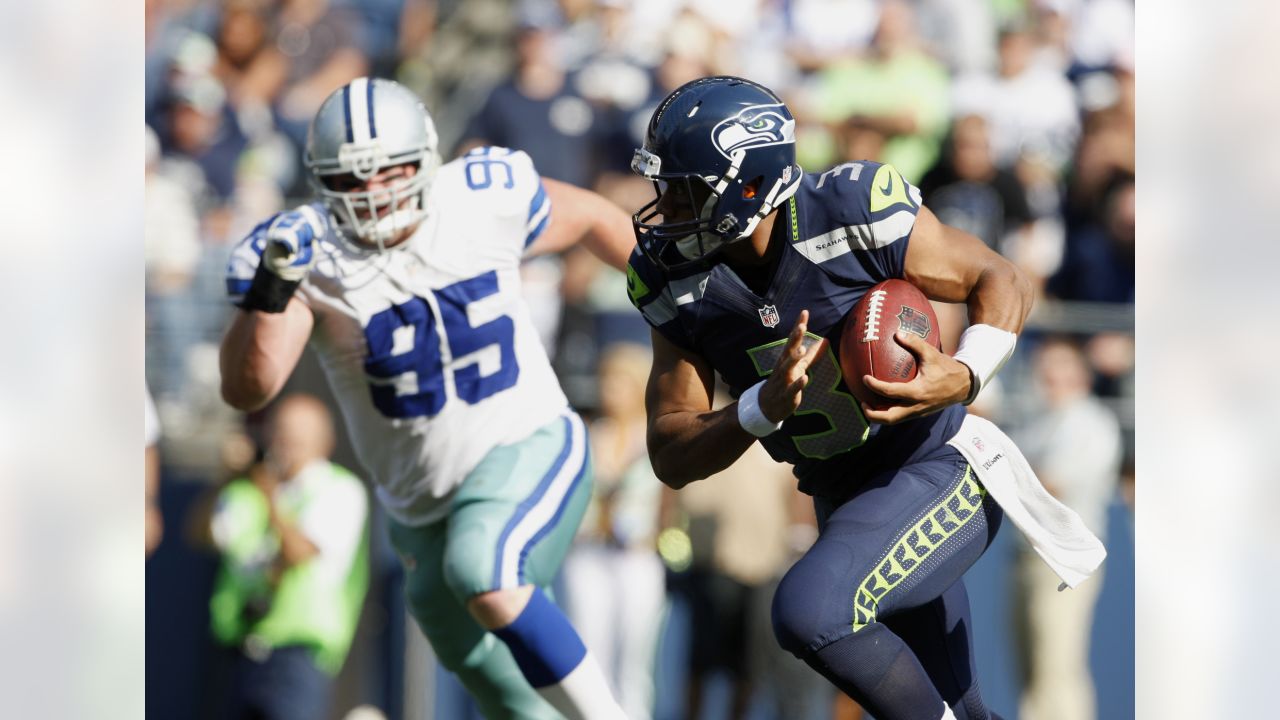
[145,1,1134,718]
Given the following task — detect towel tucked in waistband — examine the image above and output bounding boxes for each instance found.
[947,413,1106,590]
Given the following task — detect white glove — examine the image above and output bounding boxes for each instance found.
[262,206,325,282]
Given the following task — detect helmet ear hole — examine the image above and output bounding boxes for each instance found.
[742,176,763,200]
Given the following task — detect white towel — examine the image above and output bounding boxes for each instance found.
[947,413,1107,590]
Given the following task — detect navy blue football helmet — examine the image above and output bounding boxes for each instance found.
[632,76,801,273]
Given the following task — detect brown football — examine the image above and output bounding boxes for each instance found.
[838,279,942,410]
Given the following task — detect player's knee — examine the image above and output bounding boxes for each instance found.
[771,555,843,656]
[466,586,534,630]
[441,534,493,602]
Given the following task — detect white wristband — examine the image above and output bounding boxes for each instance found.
[737,381,784,437]
[951,324,1017,405]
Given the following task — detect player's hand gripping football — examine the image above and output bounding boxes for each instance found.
[759,310,827,423]
[262,206,325,281]
[860,330,973,425]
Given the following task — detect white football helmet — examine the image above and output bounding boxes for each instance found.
[304,77,440,250]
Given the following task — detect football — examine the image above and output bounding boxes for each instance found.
[838,279,942,410]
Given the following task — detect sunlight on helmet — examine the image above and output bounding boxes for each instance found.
[630,76,801,273]
[303,78,441,251]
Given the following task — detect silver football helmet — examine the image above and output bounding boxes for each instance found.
[304,77,440,250]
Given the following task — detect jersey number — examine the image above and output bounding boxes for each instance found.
[747,333,870,459]
[362,271,519,419]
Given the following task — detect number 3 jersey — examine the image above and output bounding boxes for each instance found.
[626,161,966,501]
[227,148,568,526]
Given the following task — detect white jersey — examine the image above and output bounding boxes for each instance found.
[228,147,568,526]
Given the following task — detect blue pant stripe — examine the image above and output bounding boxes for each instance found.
[491,414,575,589]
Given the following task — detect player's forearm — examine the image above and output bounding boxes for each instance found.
[965,258,1034,333]
[648,407,757,489]
[537,179,634,271]
[219,300,312,411]
[580,194,636,272]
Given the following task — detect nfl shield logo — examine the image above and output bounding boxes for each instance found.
[758,304,781,328]
[896,306,931,339]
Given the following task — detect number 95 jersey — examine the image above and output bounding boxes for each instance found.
[227,147,568,526]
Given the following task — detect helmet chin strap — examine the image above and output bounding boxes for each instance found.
[671,168,801,261]
[738,171,800,240]
[674,187,728,260]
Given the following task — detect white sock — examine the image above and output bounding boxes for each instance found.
[939,703,958,720]
[534,650,627,720]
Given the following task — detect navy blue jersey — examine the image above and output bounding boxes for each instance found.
[627,161,966,500]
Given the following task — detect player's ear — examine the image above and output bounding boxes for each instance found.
[742,176,762,200]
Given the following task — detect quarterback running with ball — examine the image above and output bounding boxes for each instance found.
[625,76,1107,720]
[221,78,631,720]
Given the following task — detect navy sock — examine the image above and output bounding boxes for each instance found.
[491,589,586,689]
[806,623,950,720]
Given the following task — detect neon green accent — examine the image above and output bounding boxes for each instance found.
[850,468,986,632]
[209,467,370,675]
[626,263,650,306]
[746,332,870,459]
[869,164,915,214]
[789,196,799,243]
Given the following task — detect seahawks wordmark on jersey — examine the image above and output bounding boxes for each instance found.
[228,148,566,526]
[627,161,966,500]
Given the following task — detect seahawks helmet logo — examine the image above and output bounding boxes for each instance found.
[711,104,795,160]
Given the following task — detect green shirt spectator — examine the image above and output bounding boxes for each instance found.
[209,459,369,674]
[803,0,951,183]
[207,394,369,720]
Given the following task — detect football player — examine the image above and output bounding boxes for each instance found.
[626,76,1099,720]
[221,78,631,720]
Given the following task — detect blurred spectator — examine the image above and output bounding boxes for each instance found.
[392,0,436,75]
[805,0,951,182]
[561,344,665,720]
[919,113,1034,254]
[664,427,834,720]
[146,383,163,556]
[264,0,370,152]
[915,0,998,75]
[455,9,600,187]
[1047,170,1134,302]
[211,0,274,109]
[396,0,517,149]
[199,394,370,720]
[1063,105,1134,228]
[161,70,250,203]
[952,20,1080,174]
[1065,0,1134,72]
[350,0,417,77]
[1084,330,1135,399]
[146,0,221,126]
[572,0,655,112]
[730,0,876,91]
[145,124,203,297]
[1012,337,1121,720]
[145,123,206,399]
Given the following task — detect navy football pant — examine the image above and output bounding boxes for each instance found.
[772,446,1004,720]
